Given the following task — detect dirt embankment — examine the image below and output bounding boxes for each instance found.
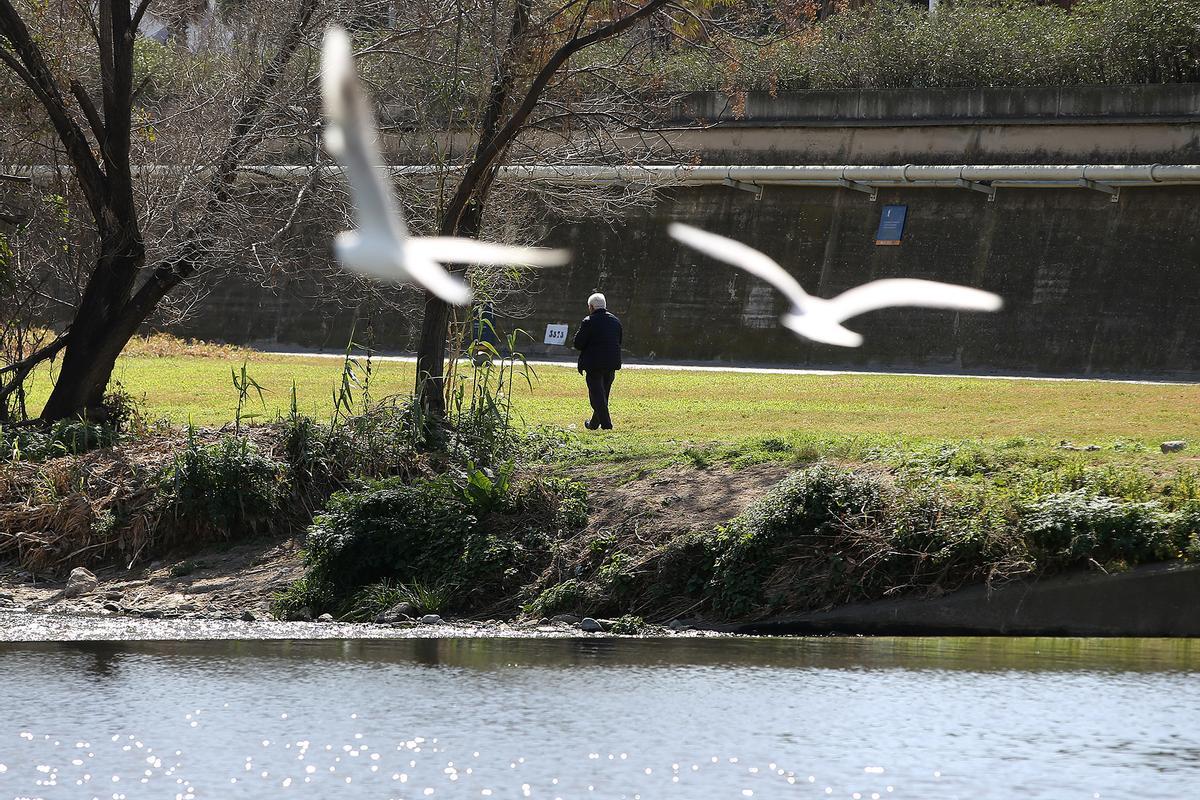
[0,537,304,620]
[574,461,789,550]
[0,455,784,623]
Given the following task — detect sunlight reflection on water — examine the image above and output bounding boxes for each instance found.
[0,637,1198,799]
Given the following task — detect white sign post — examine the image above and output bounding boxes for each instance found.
[544,323,569,346]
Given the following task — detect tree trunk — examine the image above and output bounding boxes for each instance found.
[3,0,318,423]
[411,0,668,423]
[415,194,489,419]
[39,323,128,420]
[415,0,531,421]
[415,291,453,419]
[39,238,146,421]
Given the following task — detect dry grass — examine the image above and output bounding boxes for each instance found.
[0,439,166,573]
[120,332,250,359]
[0,425,282,575]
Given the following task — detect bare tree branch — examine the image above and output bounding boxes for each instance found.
[131,0,155,33]
[441,0,671,233]
[0,0,108,220]
[120,0,321,325]
[70,79,106,142]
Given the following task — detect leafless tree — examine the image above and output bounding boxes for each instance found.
[381,0,713,420]
[1,0,726,423]
[0,0,329,421]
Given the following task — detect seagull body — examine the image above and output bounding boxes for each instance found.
[321,27,569,305]
[668,223,1003,347]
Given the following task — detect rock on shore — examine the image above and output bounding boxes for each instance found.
[63,568,98,598]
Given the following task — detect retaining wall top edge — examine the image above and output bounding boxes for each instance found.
[671,84,1200,124]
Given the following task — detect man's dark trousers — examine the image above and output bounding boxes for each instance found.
[585,369,616,430]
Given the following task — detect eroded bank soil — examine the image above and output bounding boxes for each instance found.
[0,460,787,624]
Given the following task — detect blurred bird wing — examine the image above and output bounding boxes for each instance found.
[782,314,864,348]
[407,237,571,267]
[321,26,408,243]
[824,278,1003,323]
[668,223,811,310]
[401,246,473,306]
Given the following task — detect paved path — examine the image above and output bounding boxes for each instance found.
[261,351,1198,386]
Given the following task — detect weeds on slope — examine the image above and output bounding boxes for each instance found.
[526,448,1200,623]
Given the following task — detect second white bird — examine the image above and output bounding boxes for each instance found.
[668,223,1003,347]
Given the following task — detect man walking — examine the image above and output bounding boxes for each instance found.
[573,292,622,430]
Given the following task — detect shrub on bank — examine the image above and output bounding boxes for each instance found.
[0,420,119,462]
[650,0,1200,91]
[525,578,605,618]
[0,425,289,574]
[303,476,473,593]
[283,400,425,500]
[708,465,889,616]
[529,456,1200,622]
[275,466,589,620]
[1021,491,1181,570]
[154,432,286,544]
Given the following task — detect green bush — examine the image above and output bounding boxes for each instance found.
[649,0,1200,91]
[295,470,589,617]
[341,578,456,621]
[1021,491,1182,570]
[608,615,649,635]
[156,433,285,541]
[645,530,719,603]
[283,403,422,497]
[168,559,206,578]
[525,579,603,618]
[270,575,336,620]
[1,420,119,462]
[648,458,1190,620]
[709,465,888,616]
[304,476,473,593]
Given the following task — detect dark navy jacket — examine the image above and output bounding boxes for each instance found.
[573,308,623,373]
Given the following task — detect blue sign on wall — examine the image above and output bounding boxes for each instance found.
[875,204,908,245]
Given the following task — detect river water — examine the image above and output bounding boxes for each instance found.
[1,636,1197,800]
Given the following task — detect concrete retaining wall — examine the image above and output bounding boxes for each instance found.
[172,84,1200,377]
[177,182,1200,378]
[665,86,1200,164]
[727,561,1200,637]
[516,184,1200,377]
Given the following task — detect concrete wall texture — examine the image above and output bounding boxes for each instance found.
[176,84,1200,378]
[731,561,1200,637]
[667,85,1200,164]
[521,184,1200,377]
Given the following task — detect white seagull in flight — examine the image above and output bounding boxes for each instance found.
[669,223,1003,347]
[320,26,569,305]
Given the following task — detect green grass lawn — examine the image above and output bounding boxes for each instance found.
[23,352,1199,452]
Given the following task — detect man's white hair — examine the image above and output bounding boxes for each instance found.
[588,292,607,309]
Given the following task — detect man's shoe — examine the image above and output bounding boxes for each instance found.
[583,419,596,430]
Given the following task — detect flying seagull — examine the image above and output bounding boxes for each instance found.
[668,223,1003,347]
[320,26,569,305]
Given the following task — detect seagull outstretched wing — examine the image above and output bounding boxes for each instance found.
[826,279,1003,323]
[321,26,407,244]
[406,238,571,267]
[668,223,811,310]
[403,251,474,306]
